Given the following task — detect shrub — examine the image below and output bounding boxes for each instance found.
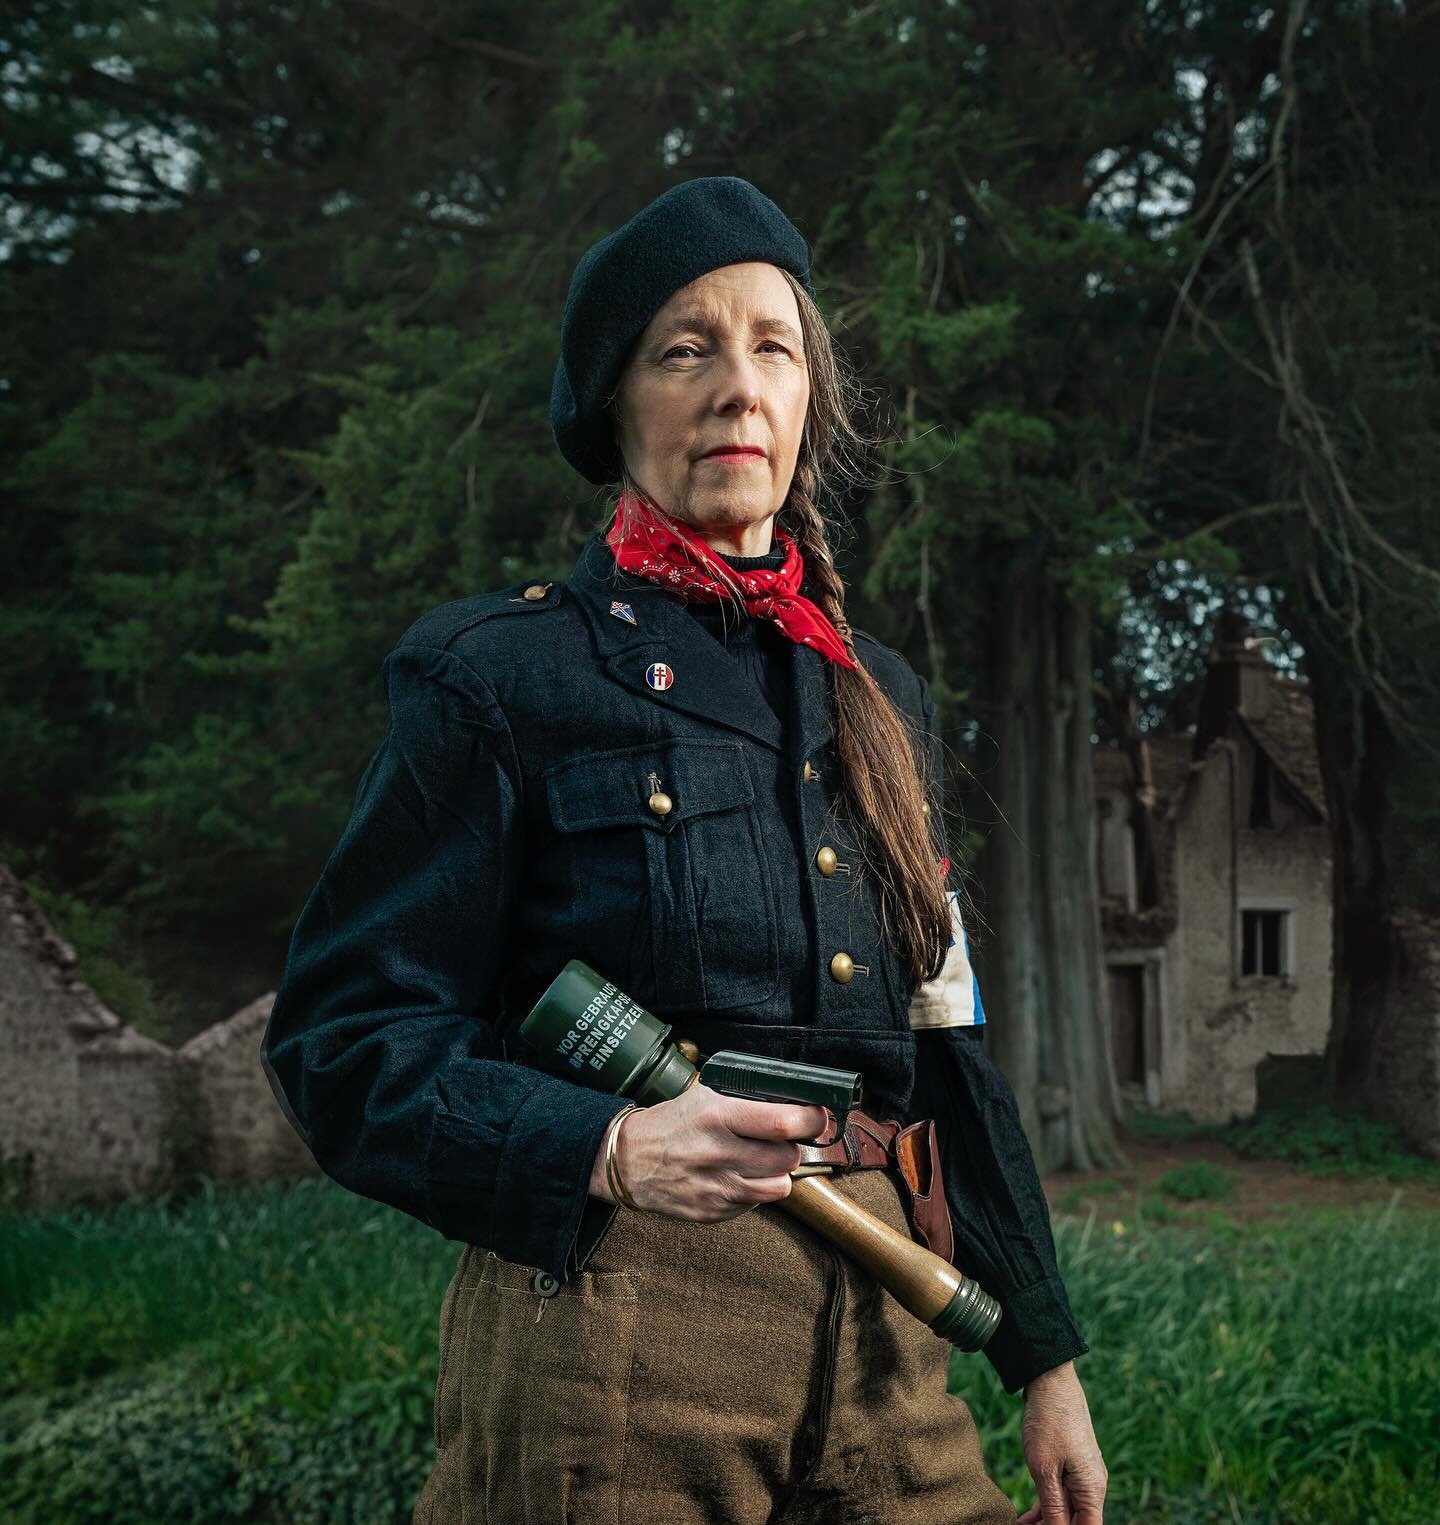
[1221,1103,1440,1186]
[0,1362,434,1525]
[1123,1103,1215,1142]
[1157,1163,1236,1201]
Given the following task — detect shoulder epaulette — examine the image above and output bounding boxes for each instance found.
[396,580,564,653]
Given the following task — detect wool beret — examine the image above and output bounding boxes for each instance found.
[549,176,814,484]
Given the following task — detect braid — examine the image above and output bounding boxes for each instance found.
[782,462,951,987]
[784,465,852,643]
[609,271,955,988]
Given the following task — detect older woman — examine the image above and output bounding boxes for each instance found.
[262,177,1105,1524]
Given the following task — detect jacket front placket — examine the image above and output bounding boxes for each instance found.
[565,537,918,1117]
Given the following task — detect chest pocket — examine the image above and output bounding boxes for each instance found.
[544,738,780,1014]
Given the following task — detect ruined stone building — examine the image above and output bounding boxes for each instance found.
[0,863,313,1210]
[1093,618,1334,1123]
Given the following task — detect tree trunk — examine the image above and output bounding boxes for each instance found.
[972,556,1125,1170]
[1305,646,1397,1099]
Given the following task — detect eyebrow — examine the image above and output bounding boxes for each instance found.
[649,313,803,350]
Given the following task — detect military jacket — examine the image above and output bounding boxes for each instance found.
[260,533,1087,1392]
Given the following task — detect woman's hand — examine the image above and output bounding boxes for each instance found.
[588,1084,829,1220]
[1017,1361,1106,1524]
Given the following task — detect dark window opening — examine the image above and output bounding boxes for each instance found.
[1109,965,1146,1084]
[1241,909,1289,976]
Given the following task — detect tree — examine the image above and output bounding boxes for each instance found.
[5,0,1437,1168]
[1217,2,1440,1102]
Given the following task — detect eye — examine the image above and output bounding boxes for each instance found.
[662,343,703,360]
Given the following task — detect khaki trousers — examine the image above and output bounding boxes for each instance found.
[412,1167,1018,1524]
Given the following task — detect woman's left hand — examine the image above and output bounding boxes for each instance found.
[1016,1361,1106,1524]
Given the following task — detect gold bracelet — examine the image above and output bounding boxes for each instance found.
[603,1104,642,1210]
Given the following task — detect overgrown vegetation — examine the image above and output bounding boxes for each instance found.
[1126,1101,1440,1190]
[0,1179,446,1523]
[2,1178,1435,1523]
[1224,1105,1440,1187]
[1157,1163,1236,1202]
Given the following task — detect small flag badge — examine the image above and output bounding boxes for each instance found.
[609,600,637,625]
[645,662,675,691]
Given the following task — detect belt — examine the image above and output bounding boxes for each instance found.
[794,1108,955,1266]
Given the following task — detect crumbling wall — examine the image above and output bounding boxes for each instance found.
[1167,740,1334,1124]
[1,865,179,1205]
[1,864,315,1210]
[179,993,317,1187]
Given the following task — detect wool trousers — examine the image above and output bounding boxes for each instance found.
[411,1167,1018,1524]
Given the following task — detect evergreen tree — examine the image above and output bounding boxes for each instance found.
[4,0,1436,1167]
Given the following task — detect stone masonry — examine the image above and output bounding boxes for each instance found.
[0,863,315,1211]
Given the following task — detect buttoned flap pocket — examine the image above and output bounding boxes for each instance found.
[542,738,778,1013]
[544,738,753,834]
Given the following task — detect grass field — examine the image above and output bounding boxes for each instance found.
[2,1174,1437,1524]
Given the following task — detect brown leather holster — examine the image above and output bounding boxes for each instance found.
[794,1108,955,1266]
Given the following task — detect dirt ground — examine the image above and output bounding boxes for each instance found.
[1042,1131,1440,1222]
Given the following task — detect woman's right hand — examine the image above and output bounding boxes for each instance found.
[588,1084,830,1220]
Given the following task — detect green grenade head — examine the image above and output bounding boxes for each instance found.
[518,960,697,1104]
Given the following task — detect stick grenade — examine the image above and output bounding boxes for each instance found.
[519,960,1001,1351]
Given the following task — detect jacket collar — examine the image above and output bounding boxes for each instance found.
[565,533,834,761]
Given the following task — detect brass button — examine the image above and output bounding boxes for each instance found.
[922,801,930,817]
[802,760,819,783]
[829,952,855,984]
[647,791,673,816]
[815,846,838,877]
[522,583,548,601]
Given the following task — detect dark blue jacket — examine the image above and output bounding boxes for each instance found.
[260,533,1087,1392]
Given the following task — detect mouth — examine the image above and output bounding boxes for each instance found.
[699,446,767,464]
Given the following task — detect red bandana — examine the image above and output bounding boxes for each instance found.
[605,490,859,671]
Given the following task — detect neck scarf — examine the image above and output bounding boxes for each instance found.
[605,490,859,671]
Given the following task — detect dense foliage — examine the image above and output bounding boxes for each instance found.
[2,2,1436,1137]
[2,1175,1437,1523]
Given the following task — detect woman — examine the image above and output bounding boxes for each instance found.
[262,176,1106,1524]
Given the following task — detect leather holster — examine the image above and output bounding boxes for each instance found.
[794,1108,955,1265]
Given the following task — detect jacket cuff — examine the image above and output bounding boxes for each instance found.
[424,1073,631,1277]
[981,1274,1090,1394]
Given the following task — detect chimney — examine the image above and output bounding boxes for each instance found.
[1193,611,1271,759]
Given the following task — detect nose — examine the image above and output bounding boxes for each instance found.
[711,345,762,416]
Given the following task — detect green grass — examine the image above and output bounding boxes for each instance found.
[1157,1162,1236,1201]
[1124,1102,1218,1143]
[1126,1099,1440,1190]
[1223,1104,1440,1187]
[2,1179,1438,1523]
[962,1193,1440,1523]
[1055,1176,1124,1211]
[0,1179,451,1523]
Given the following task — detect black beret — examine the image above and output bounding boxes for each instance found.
[549,176,814,485]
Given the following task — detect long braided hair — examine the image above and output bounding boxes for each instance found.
[612,269,952,989]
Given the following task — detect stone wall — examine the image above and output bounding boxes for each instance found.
[179,994,316,1187]
[1167,737,1335,1123]
[1367,913,1440,1159]
[0,864,316,1211]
